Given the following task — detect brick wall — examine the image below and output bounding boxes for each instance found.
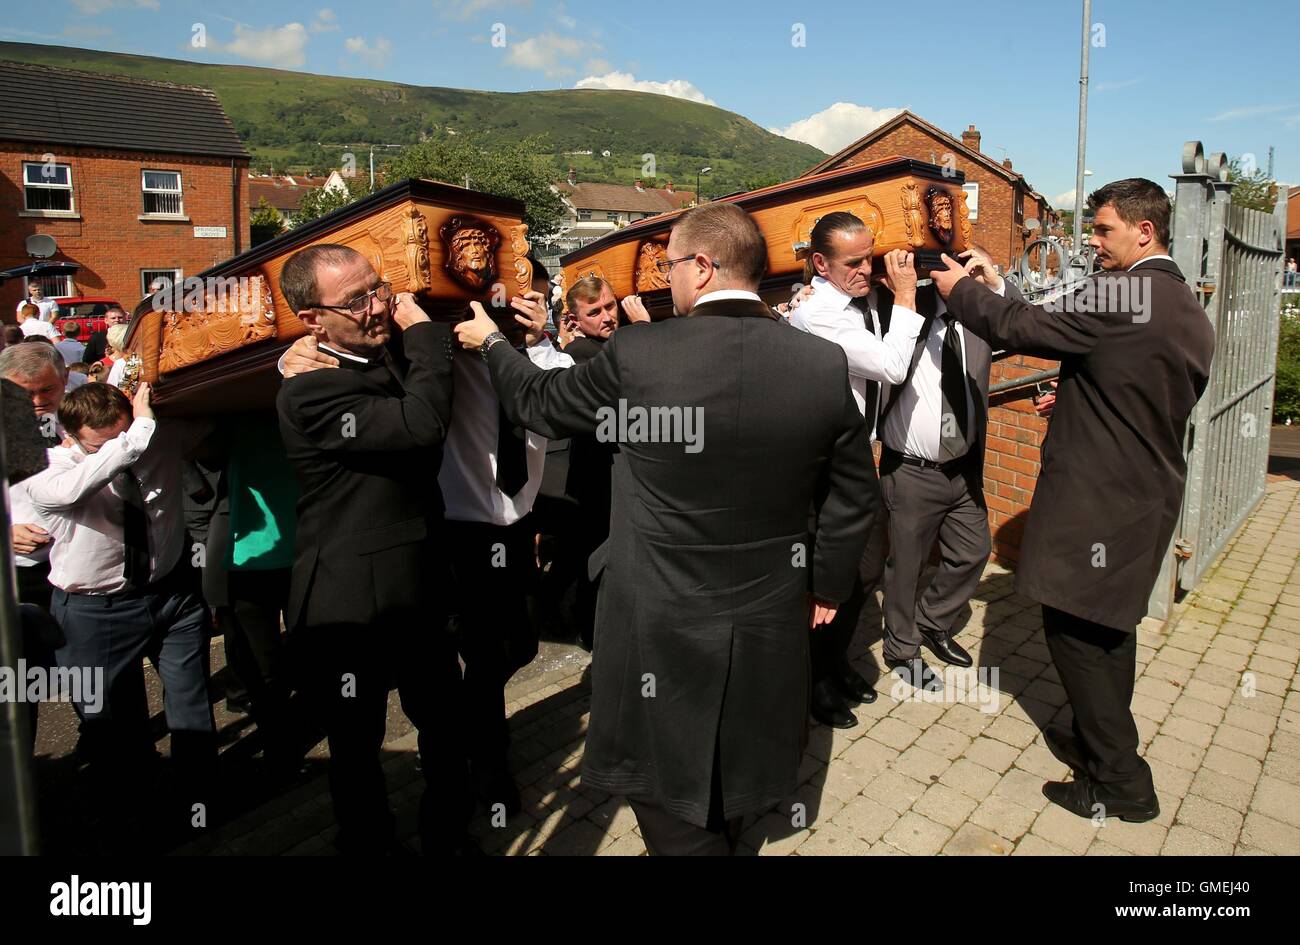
[0,142,250,315]
[822,121,1055,563]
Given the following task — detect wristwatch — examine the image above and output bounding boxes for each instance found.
[481,331,508,360]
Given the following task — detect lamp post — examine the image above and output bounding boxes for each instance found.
[1072,0,1092,256]
[697,166,712,204]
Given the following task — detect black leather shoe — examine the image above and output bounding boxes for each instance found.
[811,679,858,729]
[918,629,973,667]
[1042,777,1160,823]
[833,666,878,705]
[1042,724,1089,777]
[884,656,944,693]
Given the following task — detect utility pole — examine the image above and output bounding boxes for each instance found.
[1072,0,1092,256]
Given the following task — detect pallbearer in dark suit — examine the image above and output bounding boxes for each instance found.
[455,203,880,855]
[276,244,470,855]
[788,212,927,727]
[874,245,1018,691]
[932,179,1215,822]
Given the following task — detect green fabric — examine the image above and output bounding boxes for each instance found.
[226,414,299,571]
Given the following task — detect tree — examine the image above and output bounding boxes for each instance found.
[383,134,568,240]
[1227,157,1278,213]
[291,175,371,226]
[250,198,285,246]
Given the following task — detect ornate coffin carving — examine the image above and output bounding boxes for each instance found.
[125,178,532,414]
[561,156,971,318]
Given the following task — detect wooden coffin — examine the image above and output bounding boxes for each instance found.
[123,178,532,414]
[560,155,971,317]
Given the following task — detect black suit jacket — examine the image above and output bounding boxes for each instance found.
[946,258,1214,629]
[82,330,108,365]
[276,322,455,631]
[485,297,879,826]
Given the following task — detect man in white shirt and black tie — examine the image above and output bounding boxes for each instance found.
[876,246,1017,691]
[22,381,216,841]
[789,211,925,727]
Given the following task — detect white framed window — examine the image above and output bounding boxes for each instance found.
[142,170,184,215]
[23,161,74,212]
[24,274,73,298]
[577,209,593,221]
[963,182,979,221]
[141,268,182,297]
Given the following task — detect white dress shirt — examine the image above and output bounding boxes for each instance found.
[1129,253,1175,271]
[693,288,763,306]
[23,418,197,594]
[17,297,59,321]
[440,337,573,526]
[880,281,1005,463]
[9,470,54,569]
[790,278,926,434]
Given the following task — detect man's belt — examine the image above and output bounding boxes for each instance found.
[881,446,971,473]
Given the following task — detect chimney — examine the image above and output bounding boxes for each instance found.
[634,179,644,191]
[961,124,981,153]
[1002,157,1014,170]
[567,166,576,185]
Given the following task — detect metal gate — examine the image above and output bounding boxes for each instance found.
[1148,141,1287,617]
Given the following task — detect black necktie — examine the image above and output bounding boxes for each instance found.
[849,296,881,428]
[115,469,151,589]
[496,404,528,498]
[939,312,969,461]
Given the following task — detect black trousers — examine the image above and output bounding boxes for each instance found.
[629,740,742,856]
[445,516,539,776]
[217,567,294,750]
[811,513,887,688]
[297,609,470,855]
[1042,605,1155,800]
[880,452,990,662]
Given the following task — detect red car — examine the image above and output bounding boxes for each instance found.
[52,296,120,339]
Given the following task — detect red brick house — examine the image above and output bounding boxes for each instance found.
[804,111,1061,566]
[801,111,1059,273]
[0,61,250,315]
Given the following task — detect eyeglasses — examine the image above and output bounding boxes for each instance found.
[654,255,720,283]
[315,281,393,318]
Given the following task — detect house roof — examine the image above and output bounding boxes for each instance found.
[802,110,1047,203]
[248,177,321,213]
[0,60,247,159]
[556,180,695,214]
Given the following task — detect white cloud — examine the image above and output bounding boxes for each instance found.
[1208,103,1295,121]
[70,0,158,13]
[310,8,340,33]
[345,35,393,69]
[573,70,715,106]
[769,102,903,153]
[433,0,532,21]
[582,58,611,74]
[1053,189,1076,207]
[505,31,599,79]
[218,23,309,68]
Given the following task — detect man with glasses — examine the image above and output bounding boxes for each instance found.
[276,244,469,855]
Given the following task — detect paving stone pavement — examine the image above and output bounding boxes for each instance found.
[183,479,1300,856]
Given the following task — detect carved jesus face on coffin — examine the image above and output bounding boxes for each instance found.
[926,188,955,245]
[441,217,500,292]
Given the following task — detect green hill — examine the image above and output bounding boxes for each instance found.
[0,41,824,196]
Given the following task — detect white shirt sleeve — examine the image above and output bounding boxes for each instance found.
[107,358,127,388]
[24,418,157,512]
[526,336,575,371]
[801,301,925,385]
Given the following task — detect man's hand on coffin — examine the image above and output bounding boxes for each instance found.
[788,282,815,311]
[12,523,51,555]
[391,291,430,331]
[958,248,1004,294]
[557,313,577,348]
[881,250,918,309]
[453,301,499,350]
[132,382,154,421]
[621,294,651,324]
[283,336,340,378]
[509,291,549,346]
[929,254,969,300]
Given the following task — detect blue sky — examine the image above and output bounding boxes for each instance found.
[3,0,1298,206]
